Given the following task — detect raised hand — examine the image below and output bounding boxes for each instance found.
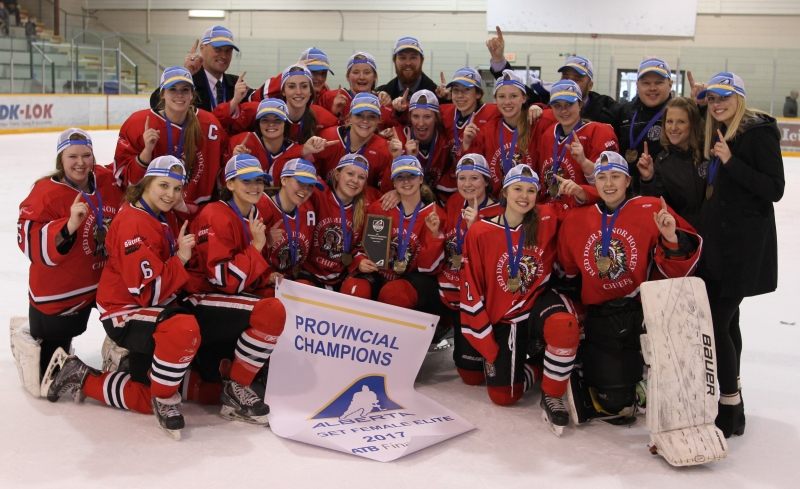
[177,220,196,264]
[711,129,732,163]
[554,174,587,201]
[267,220,285,248]
[687,70,707,105]
[392,88,410,113]
[377,91,392,107]
[332,85,349,116]
[461,122,479,151]
[425,210,441,235]
[388,135,403,160]
[654,197,677,243]
[435,72,451,100]
[248,207,267,251]
[301,136,337,157]
[141,116,160,163]
[233,133,251,156]
[404,127,419,157]
[184,40,203,75]
[67,193,90,234]
[230,71,249,112]
[637,141,654,180]
[569,131,589,170]
[486,26,506,64]
[463,195,479,227]
[527,104,543,125]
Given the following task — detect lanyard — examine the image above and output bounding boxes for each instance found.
[397,201,422,264]
[275,193,299,266]
[64,174,104,231]
[455,194,488,255]
[345,128,367,155]
[552,121,582,179]
[332,191,353,254]
[453,109,474,153]
[600,201,627,258]
[707,130,724,187]
[503,215,525,280]
[204,74,226,110]
[410,128,437,175]
[290,116,305,144]
[163,111,188,161]
[628,108,665,150]
[499,123,519,175]
[260,137,285,170]
[228,200,252,245]
[138,198,176,256]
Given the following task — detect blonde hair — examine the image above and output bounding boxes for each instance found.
[703,94,766,159]
[37,132,93,184]
[124,164,186,204]
[156,90,203,176]
[330,166,368,232]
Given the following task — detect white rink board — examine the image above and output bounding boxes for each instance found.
[0,131,799,488]
[0,95,150,133]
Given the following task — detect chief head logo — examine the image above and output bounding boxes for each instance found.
[592,238,628,280]
[320,224,344,259]
[310,374,404,420]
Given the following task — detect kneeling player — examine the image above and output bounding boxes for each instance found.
[183,155,286,425]
[42,156,201,439]
[557,152,701,424]
[460,165,589,434]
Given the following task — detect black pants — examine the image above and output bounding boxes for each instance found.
[29,303,93,373]
[704,279,743,396]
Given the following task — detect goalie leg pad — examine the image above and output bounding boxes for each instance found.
[641,277,728,466]
[101,335,130,373]
[10,317,41,398]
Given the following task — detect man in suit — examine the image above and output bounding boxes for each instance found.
[149,26,253,112]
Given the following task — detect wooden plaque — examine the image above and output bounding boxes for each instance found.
[363,214,393,270]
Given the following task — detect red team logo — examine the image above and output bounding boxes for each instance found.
[320,224,345,261]
[592,239,628,280]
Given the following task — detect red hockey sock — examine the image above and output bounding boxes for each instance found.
[377,280,417,309]
[542,312,579,398]
[487,383,525,406]
[457,367,485,386]
[149,314,201,399]
[340,277,372,299]
[230,298,286,386]
[83,371,154,415]
[180,368,222,405]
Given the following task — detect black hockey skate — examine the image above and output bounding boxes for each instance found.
[428,320,454,352]
[220,379,270,426]
[151,393,184,440]
[565,366,637,427]
[42,347,98,403]
[541,392,569,436]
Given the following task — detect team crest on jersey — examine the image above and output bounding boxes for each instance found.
[277,244,306,272]
[309,375,403,421]
[648,124,662,140]
[504,254,541,294]
[320,224,345,261]
[388,239,413,270]
[92,216,112,257]
[592,238,628,280]
[445,236,459,270]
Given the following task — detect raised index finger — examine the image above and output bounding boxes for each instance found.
[440,72,446,85]
[717,129,725,142]
[145,116,150,131]
[660,196,668,212]
[687,70,695,86]
[189,39,199,54]
[242,132,250,145]
[553,174,566,183]
[237,71,246,83]
[179,220,189,237]
[495,26,503,40]
[644,141,649,156]
[74,193,83,204]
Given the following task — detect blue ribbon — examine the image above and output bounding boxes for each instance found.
[453,110,474,155]
[396,201,422,266]
[64,173,104,234]
[275,193,299,267]
[503,215,524,281]
[332,192,353,255]
[551,121,583,183]
[455,194,488,255]
[345,128,367,155]
[163,111,188,161]
[137,198,176,256]
[628,108,665,151]
[410,128,437,176]
[228,200,252,245]
[499,123,519,175]
[600,200,628,259]
[707,129,725,188]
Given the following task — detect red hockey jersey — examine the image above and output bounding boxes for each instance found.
[257,194,316,277]
[19,168,124,315]
[352,200,445,282]
[226,131,304,181]
[557,197,702,306]
[249,75,329,104]
[185,201,272,295]
[438,194,504,310]
[535,121,618,205]
[307,126,391,191]
[96,203,189,321]
[114,108,227,213]
[438,103,502,195]
[382,126,451,198]
[459,205,562,363]
[468,118,537,198]
[213,101,338,142]
[317,89,398,127]
[306,184,374,285]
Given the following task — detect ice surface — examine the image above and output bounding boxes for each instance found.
[0,131,798,488]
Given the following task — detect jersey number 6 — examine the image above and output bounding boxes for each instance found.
[141,260,153,280]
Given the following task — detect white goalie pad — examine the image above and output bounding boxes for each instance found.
[9,316,41,398]
[101,335,129,372]
[640,277,728,467]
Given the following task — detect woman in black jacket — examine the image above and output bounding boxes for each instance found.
[697,72,785,439]
[638,97,705,229]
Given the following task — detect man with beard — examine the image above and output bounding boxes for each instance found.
[149,26,253,112]
[376,37,450,105]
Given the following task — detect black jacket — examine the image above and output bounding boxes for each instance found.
[149,70,253,113]
[697,114,785,298]
[376,72,450,105]
[612,95,672,192]
[783,96,798,118]
[639,147,705,230]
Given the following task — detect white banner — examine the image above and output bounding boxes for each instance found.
[0,95,149,133]
[266,280,475,462]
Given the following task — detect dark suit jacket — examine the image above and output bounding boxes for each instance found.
[376,72,450,105]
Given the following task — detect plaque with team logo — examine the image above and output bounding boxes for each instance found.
[363,215,393,270]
